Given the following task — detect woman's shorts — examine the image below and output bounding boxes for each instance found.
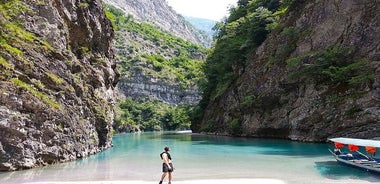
[162,163,173,172]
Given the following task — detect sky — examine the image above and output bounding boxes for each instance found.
[166,0,237,21]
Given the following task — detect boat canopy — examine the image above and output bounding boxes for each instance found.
[329,138,380,148]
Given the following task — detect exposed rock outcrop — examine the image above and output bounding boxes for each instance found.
[118,69,201,105]
[0,0,118,171]
[197,0,379,141]
[102,0,212,47]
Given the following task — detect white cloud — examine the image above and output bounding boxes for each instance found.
[166,0,237,21]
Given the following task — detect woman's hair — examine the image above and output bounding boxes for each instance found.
[164,146,170,152]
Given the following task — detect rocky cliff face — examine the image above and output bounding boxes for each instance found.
[118,69,201,105]
[102,0,212,47]
[198,0,379,141]
[0,0,118,171]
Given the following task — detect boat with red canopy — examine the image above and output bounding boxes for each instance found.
[328,137,380,174]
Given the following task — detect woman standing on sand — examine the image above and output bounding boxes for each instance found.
[159,146,173,184]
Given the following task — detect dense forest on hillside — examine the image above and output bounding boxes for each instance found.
[104,4,207,132]
[194,0,296,125]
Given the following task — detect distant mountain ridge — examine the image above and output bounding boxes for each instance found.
[102,0,212,47]
[184,16,217,37]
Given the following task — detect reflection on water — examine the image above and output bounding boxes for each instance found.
[315,161,370,179]
[1,132,380,184]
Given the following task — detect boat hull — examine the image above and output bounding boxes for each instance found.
[330,150,380,174]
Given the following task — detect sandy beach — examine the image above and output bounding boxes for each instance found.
[26,179,285,184]
[25,178,380,184]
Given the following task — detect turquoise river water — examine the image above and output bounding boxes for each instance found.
[1,132,380,184]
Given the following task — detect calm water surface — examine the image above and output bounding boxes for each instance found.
[1,132,380,184]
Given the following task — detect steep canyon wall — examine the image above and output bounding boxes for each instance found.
[198,0,380,141]
[0,0,118,171]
